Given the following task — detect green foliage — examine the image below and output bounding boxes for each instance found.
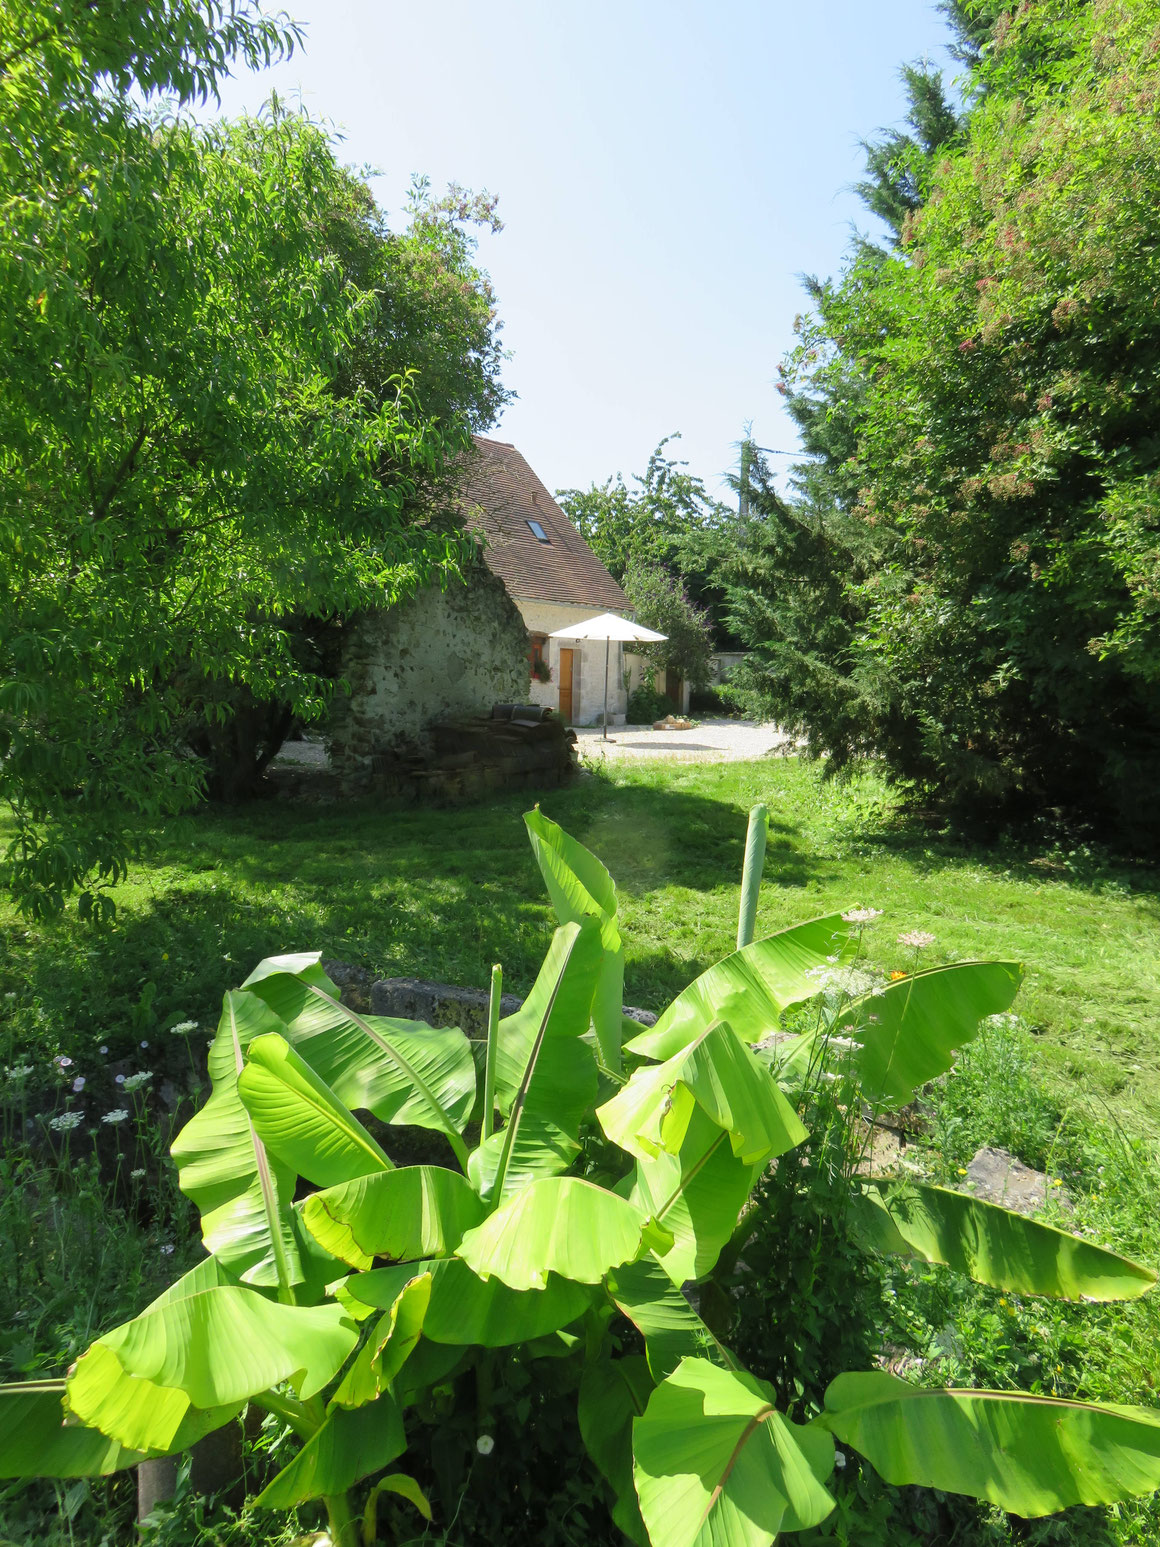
[726,0,1160,844]
[622,560,716,689]
[0,1,506,918]
[625,685,677,724]
[1,808,1157,1547]
[558,435,739,645]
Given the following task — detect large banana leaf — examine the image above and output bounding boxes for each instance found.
[67,1286,356,1450]
[471,919,601,1202]
[62,1259,245,1454]
[303,1167,485,1271]
[524,807,626,1072]
[242,955,475,1159]
[339,1258,593,1346]
[854,1181,1158,1301]
[831,960,1023,1107]
[579,1356,653,1545]
[821,1370,1160,1516]
[0,1383,147,1478]
[457,1176,665,1292]
[625,914,855,1061]
[171,990,303,1288]
[606,1256,729,1382]
[254,1393,406,1509]
[599,1020,806,1167]
[238,1032,393,1188]
[332,1274,431,1409]
[633,1357,836,1547]
[627,1107,758,1285]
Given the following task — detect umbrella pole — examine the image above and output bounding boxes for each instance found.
[603,636,610,741]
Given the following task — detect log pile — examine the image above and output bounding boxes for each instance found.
[363,703,577,801]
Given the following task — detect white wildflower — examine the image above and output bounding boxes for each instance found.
[139,1040,149,1049]
[476,1434,495,1456]
[49,1111,83,1131]
[122,1071,153,1092]
[834,1449,847,1470]
[806,966,879,999]
[841,908,883,925]
[169,1020,197,1036]
[5,1065,33,1082]
[898,930,936,950]
[72,1075,86,1093]
[53,1055,73,1069]
[99,1045,108,1055]
[130,1167,146,1179]
[102,1109,129,1125]
[115,1073,125,1085]
[159,1244,174,1256]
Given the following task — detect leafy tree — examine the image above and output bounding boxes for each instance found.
[727,0,1160,841]
[622,562,715,691]
[558,435,739,644]
[0,2,505,916]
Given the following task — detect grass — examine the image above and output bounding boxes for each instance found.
[3,754,1160,1545]
[3,756,1158,1134]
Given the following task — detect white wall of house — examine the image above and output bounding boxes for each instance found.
[514,597,629,725]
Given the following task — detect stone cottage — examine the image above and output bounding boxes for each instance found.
[459,436,636,725]
[327,437,639,788]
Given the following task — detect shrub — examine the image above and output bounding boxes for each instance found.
[626,685,677,724]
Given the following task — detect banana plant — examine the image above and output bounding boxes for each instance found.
[1,808,1158,1547]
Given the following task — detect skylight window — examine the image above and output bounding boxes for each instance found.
[527,519,550,543]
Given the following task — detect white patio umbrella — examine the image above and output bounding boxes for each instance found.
[549,612,667,741]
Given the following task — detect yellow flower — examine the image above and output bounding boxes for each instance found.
[1051,1178,1062,1187]
[999,1297,1008,1308]
[957,1166,968,1175]
[889,970,907,981]
[162,952,169,961]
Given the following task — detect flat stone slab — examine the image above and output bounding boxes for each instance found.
[965,1145,1069,1214]
[323,960,657,1038]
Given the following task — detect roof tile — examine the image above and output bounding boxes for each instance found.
[460,436,630,612]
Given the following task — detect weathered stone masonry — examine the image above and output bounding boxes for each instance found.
[327,563,530,787]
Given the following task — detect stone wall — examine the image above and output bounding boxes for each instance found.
[328,564,530,784]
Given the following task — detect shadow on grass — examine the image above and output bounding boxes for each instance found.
[0,774,830,1068]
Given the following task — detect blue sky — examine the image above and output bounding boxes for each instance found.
[213,2,958,501]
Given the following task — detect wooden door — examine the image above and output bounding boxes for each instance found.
[558,648,575,722]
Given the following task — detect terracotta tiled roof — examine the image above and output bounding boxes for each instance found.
[459,436,630,612]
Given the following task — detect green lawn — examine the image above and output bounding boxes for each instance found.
[3,756,1158,1133]
[4,757,1160,1547]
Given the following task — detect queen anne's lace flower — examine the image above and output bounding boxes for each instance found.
[806,965,881,999]
[897,930,936,950]
[49,1111,83,1131]
[841,908,883,925]
[102,1109,129,1125]
[169,1020,198,1036]
[122,1071,153,1092]
[5,1065,33,1082]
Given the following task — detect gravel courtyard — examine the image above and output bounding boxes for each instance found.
[572,718,793,763]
